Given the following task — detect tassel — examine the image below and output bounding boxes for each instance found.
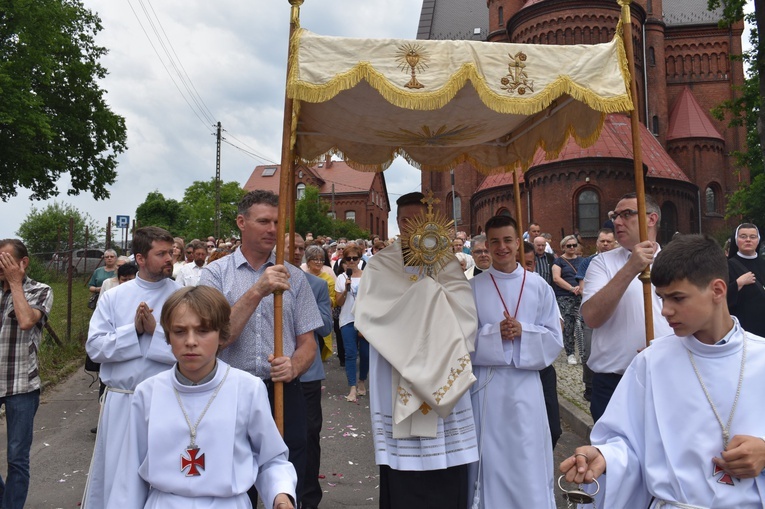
[471,480,481,509]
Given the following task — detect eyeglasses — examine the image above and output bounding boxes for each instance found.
[565,244,578,248]
[609,209,640,221]
[472,249,489,255]
[207,244,215,248]
[308,258,323,263]
[185,250,193,254]
[344,256,360,262]
[738,234,759,241]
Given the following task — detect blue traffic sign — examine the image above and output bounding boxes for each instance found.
[115,215,130,228]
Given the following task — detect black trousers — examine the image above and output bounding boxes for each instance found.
[300,380,323,508]
[539,364,562,448]
[379,463,468,509]
[590,372,623,423]
[248,378,307,508]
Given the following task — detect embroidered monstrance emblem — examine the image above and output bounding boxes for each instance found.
[396,43,429,89]
[501,51,534,95]
[181,446,205,476]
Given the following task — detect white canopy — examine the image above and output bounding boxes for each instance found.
[287,25,633,173]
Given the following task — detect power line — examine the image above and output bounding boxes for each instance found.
[126,0,214,132]
[222,139,278,166]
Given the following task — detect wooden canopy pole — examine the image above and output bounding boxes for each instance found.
[513,168,526,267]
[620,0,654,346]
[274,0,304,435]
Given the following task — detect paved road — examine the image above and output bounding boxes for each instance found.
[2,350,589,508]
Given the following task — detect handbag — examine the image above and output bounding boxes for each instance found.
[87,292,99,310]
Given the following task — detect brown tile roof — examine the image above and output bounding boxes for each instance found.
[476,113,690,192]
[243,160,383,196]
[666,87,724,141]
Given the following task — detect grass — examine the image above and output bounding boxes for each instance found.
[39,278,92,385]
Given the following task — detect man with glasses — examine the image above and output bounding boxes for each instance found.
[580,193,672,422]
[465,235,490,279]
[727,223,765,336]
[533,236,555,286]
[575,228,616,401]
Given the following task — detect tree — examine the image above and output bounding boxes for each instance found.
[135,191,184,234]
[16,202,103,256]
[293,185,370,240]
[710,12,765,225]
[0,0,127,201]
[178,179,246,240]
[294,185,334,237]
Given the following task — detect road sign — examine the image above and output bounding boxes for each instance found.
[115,215,130,229]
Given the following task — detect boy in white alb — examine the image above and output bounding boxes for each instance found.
[108,286,296,509]
[561,234,765,508]
[468,215,563,509]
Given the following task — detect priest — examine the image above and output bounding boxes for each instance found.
[468,214,563,509]
[355,192,479,509]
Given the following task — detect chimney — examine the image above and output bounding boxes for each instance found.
[325,154,333,169]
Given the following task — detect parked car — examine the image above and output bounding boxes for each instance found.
[53,249,105,276]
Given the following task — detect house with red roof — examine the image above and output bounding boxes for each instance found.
[243,159,391,239]
[418,0,746,246]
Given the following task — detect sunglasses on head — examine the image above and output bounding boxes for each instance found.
[344,256,360,262]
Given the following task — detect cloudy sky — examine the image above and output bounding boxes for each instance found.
[0,0,425,241]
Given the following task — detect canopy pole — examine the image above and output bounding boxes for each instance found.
[274,0,304,435]
[513,168,526,267]
[620,0,654,346]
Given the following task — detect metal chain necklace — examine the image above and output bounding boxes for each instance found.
[687,333,747,486]
[173,364,231,476]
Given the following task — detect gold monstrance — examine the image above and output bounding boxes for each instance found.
[401,190,455,278]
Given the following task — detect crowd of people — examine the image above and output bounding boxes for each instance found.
[1,186,764,508]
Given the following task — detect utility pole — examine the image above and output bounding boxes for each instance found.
[215,121,222,239]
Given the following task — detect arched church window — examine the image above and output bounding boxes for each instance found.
[577,189,600,236]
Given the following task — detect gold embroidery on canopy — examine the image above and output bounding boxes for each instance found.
[376,124,484,147]
[433,354,472,404]
[501,52,534,95]
[396,43,429,89]
[397,386,412,405]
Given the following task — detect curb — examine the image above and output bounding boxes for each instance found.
[559,396,593,440]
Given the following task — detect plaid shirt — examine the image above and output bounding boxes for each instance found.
[0,276,53,396]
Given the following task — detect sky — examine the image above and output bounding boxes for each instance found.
[0,0,424,242]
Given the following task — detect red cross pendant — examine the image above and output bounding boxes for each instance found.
[181,446,205,476]
[713,462,735,486]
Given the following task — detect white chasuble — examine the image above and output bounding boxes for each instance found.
[583,322,765,509]
[108,360,296,508]
[468,265,563,509]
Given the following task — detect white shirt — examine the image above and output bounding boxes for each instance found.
[176,262,204,287]
[582,246,672,374]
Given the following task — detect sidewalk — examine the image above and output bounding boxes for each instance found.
[553,350,595,440]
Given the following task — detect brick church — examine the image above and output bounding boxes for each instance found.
[417,0,746,246]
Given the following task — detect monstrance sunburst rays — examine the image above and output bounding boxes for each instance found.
[401,190,454,278]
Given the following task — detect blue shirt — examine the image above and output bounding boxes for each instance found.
[200,249,323,379]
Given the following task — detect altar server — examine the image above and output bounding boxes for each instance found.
[468,215,563,509]
[561,234,765,508]
[82,227,180,508]
[108,286,296,508]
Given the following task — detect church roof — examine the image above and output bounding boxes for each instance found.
[663,0,725,26]
[666,87,724,141]
[416,0,489,41]
[475,113,690,192]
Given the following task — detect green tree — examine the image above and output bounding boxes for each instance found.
[294,185,333,236]
[179,179,246,240]
[293,185,370,240]
[710,12,765,224]
[0,0,127,201]
[16,202,103,256]
[135,191,183,233]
